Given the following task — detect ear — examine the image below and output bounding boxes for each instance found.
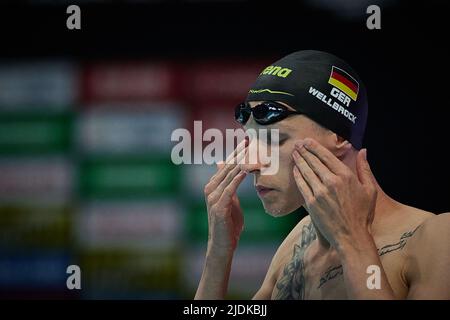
[333,134,352,159]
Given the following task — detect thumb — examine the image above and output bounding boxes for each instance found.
[356,148,375,186]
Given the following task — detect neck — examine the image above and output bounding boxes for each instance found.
[369,178,402,236]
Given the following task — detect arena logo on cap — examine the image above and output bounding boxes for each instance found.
[260,65,292,78]
[328,66,359,101]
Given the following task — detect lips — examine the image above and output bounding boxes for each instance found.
[255,185,275,196]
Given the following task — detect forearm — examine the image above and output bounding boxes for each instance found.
[338,232,396,300]
[194,246,235,300]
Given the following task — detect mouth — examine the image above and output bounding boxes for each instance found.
[255,185,275,197]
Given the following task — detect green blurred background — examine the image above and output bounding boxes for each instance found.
[0,60,302,299]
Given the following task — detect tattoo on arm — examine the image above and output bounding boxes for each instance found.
[274,222,316,300]
[316,225,422,289]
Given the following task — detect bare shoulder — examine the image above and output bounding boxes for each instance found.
[403,212,450,299]
[386,204,436,241]
[252,214,312,299]
[401,204,435,226]
[391,205,439,250]
[421,211,450,229]
[409,212,450,243]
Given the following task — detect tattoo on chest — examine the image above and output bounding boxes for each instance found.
[274,223,316,300]
[378,225,420,256]
[318,265,343,289]
[316,225,421,289]
[274,223,422,299]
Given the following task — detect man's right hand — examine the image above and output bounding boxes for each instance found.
[204,138,249,253]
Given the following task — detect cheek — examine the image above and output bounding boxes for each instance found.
[275,145,296,179]
[280,142,296,166]
[281,143,302,185]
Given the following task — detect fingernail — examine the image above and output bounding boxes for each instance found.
[292,151,299,159]
[363,148,367,160]
[304,138,312,147]
[295,140,305,149]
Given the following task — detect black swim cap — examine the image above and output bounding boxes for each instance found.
[245,50,368,150]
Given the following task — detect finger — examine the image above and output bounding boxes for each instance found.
[217,170,248,204]
[231,194,244,232]
[208,165,243,204]
[209,161,240,194]
[216,164,243,195]
[211,144,248,187]
[296,138,346,175]
[296,145,335,184]
[216,162,224,171]
[356,148,376,187]
[217,143,248,171]
[293,166,313,204]
[216,138,248,174]
[224,137,249,165]
[211,151,248,202]
[293,151,323,196]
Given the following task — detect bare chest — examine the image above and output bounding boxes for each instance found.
[271,240,409,300]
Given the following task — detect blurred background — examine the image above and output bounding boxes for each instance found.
[0,0,449,299]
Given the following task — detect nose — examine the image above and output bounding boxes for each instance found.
[239,137,263,173]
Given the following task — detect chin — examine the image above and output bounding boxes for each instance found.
[261,200,300,218]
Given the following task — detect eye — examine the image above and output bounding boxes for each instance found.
[267,137,287,146]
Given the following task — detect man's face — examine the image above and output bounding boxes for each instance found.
[241,101,330,217]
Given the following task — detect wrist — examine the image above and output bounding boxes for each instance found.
[335,230,375,259]
[207,241,236,258]
[203,245,235,277]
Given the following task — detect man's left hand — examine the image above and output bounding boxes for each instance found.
[292,138,377,252]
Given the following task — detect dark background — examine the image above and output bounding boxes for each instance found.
[1,0,448,211]
[0,0,449,299]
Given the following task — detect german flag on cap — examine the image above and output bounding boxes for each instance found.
[328,66,359,101]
